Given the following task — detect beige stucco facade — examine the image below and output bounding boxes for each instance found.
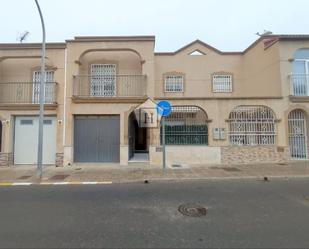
[1,35,309,167]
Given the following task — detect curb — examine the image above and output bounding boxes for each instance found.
[146,175,309,182]
[1,175,309,186]
[0,181,113,186]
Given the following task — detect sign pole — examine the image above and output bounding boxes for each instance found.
[162,117,166,170]
[35,0,46,179]
[157,100,171,171]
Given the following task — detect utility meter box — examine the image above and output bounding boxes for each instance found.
[213,128,226,140]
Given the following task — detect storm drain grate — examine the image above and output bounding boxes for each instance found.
[172,164,182,168]
[17,175,32,180]
[178,204,207,217]
[210,166,241,172]
[49,174,69,180]
[221,167,241,172]
[277,162,287,165]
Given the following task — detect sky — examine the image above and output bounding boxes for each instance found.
[0,0,308,52]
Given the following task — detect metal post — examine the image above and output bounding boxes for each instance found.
[35,0,46,179]
[162,118,166,170]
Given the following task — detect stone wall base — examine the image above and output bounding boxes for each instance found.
[221,146,290,165]
[149,145,221,166]
[56,153,64,167]
[0,153,13,167]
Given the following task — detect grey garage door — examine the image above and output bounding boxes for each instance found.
[74,115,120,163]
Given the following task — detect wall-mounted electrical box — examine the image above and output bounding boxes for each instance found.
[213,128,226,140]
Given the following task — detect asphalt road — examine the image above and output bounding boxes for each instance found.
[0,178,309,248]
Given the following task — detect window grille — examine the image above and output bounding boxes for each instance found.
[33,71,55,104]
[91,64,116,96]
[161,106,208,145]
[288,109,308,159]
[228,106,276,146]
[164,75,184,92]
[213,74,232,93]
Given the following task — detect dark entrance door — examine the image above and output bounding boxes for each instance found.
[0,122,2,152]
[74,115,120,163]
[128,112,148,160]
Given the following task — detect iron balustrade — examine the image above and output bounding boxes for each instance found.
[290,74,309,96]
[0,82,57,104]
[73,75,147,98]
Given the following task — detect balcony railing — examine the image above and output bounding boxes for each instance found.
[0,82,57,104]
[290,74,309,96]
[73,75,147,98]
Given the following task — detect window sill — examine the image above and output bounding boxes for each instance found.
[289,95,309,102]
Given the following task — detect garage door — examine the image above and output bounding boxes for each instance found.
[14,116,56,165]
[74,115,120,163]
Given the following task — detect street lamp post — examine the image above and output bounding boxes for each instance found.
[34,0,46,179]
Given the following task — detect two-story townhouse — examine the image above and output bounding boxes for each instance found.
[0,43,65,166]
[1,35,309,167]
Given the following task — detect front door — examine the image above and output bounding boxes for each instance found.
[0,122,2,152]
[128,113,135,160]
[288,109,308,159]
[128,112,149,161]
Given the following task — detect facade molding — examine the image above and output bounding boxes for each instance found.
[71,96,148,104]
[155,96,283,100]
[0,104,58,110]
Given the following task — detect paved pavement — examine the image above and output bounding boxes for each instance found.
[1,161,309,184]
[0,178,309,248]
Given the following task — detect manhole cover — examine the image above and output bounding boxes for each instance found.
[49,174,69,180]
[172,164,182,168]
[17,175,32,180]
[178,204,207,217]
[303,195,309,201]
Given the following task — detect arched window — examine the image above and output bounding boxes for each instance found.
[228,106,276,146]
[292,49,309,96]
[161,106,208,145]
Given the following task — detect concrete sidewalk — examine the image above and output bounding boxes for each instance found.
[1,161,309,184]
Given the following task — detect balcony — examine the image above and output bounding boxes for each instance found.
[290,74,309,97]
[0,82,57,108]
[72,75,147,102]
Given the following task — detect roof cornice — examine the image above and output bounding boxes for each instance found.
[66,36,156,43]
[0,43,66,50]
[155,34,309,56]
[0,34,308,53]
[155,39,243,56]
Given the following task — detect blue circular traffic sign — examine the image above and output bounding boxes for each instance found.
[157,100,172,117]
